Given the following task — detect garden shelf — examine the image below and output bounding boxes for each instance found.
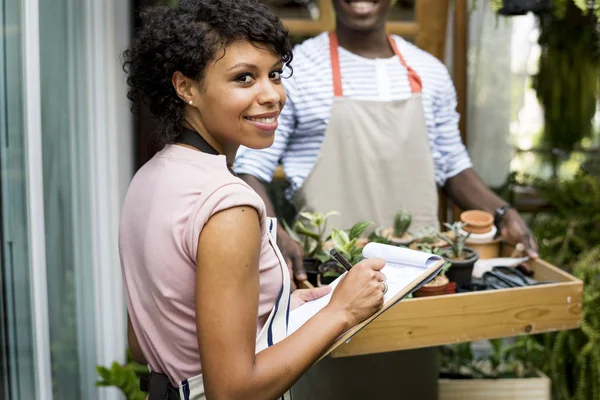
[330,257,582,358]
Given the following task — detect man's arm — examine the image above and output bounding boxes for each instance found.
[432,65,538,257]
[445,169,538,257]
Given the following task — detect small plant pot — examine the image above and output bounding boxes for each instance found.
[303,257,321,287]
[317,261,345,286]
[409,238,447,250]
[497,0,552,16]
[460,210,494,234]
[414,275,450,298]
[444,248,479,285]
[376,227,414,246]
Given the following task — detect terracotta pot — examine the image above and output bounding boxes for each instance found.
[376,227,414,246]
[414,275,449,298]
[460,210,494,234]
[445,281,457,294]
[466,238,501,260]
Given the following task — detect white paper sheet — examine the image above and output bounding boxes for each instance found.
[287,243,442,335]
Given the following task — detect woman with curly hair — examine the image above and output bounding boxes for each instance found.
[119,1,387,399]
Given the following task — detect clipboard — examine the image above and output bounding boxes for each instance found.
[287,242,445,359]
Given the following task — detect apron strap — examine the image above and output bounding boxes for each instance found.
[328,32,423,96]
[140,372,181,400]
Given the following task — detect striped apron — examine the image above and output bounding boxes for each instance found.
[176,218,292,400]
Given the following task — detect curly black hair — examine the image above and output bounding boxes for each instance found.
[122,0,293,146]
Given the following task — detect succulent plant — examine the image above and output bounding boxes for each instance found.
[394,208,412,237]
[437,222,472,259]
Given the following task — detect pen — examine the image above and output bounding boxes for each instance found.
[329,249,354,272]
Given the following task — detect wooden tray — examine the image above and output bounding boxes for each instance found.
[330,258,582,358]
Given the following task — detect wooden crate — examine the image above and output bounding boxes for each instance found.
[331,258,582,358]
[439,371,551,400]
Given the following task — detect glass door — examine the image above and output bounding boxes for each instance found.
[0,0,38,398]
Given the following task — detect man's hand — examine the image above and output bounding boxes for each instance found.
[277,226,307,287]
[290,286,332,310]
[499,209,539,259]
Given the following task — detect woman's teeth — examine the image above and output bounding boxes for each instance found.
[247,117,276,124]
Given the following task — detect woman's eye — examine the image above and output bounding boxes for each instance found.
[270,70,283,80]
[236,74,254,84]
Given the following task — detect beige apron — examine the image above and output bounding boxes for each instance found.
[290,32,440,400]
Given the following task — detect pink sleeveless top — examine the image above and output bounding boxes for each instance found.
[119,144,283,384]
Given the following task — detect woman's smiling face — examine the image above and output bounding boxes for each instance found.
[183,40,287,152]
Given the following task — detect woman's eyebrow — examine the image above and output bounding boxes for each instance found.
[227,60,283,71]
[227,62,257,71]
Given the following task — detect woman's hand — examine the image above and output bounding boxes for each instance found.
[290,286,332,310]
[326,258,386,329]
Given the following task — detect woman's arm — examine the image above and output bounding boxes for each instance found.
[196,206,385,400]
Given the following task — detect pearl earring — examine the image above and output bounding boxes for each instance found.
[188,100,193,105]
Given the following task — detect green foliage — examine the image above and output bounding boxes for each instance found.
[393,208,412,237]
[437,222,471,259]
[414,226,440,244]
[96,350,149,400]
[283,211,338,262]
[533,9,600,153]
[368,230,393,245]
[527,173,600,269]
[415,244,452,276]
[331,221,372,265]
[500,172,600,399]
[440,336,545,379]
[547,246,600,400]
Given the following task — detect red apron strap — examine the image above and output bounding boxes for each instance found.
[329,32,423,96]
[329,32,343,97]
[387,36,422,93]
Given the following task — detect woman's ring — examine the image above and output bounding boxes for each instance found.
[381,281,388,294]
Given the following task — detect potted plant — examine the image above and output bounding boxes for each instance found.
[409,226,448,250]
[283,211,338,286]
[437,222,480,285]
[412,244,454,297]
[319,221,372,285]
[439,337,551,399]
[376,208,414,246]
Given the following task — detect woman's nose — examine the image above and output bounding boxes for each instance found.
[257,81,281,105]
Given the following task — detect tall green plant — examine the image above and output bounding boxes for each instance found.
[548,246,600,400]
[533,8,600,154]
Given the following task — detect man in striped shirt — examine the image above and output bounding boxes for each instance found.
[234,2,537,273]
[235,1,538,397]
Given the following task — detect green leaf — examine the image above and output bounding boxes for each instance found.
[331,229,349,250]
[299,212,315,222]
[96,366,111,383]
[294,220,320,242]
[348,221,372,240]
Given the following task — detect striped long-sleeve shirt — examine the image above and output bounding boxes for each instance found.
[233,32,472,201]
